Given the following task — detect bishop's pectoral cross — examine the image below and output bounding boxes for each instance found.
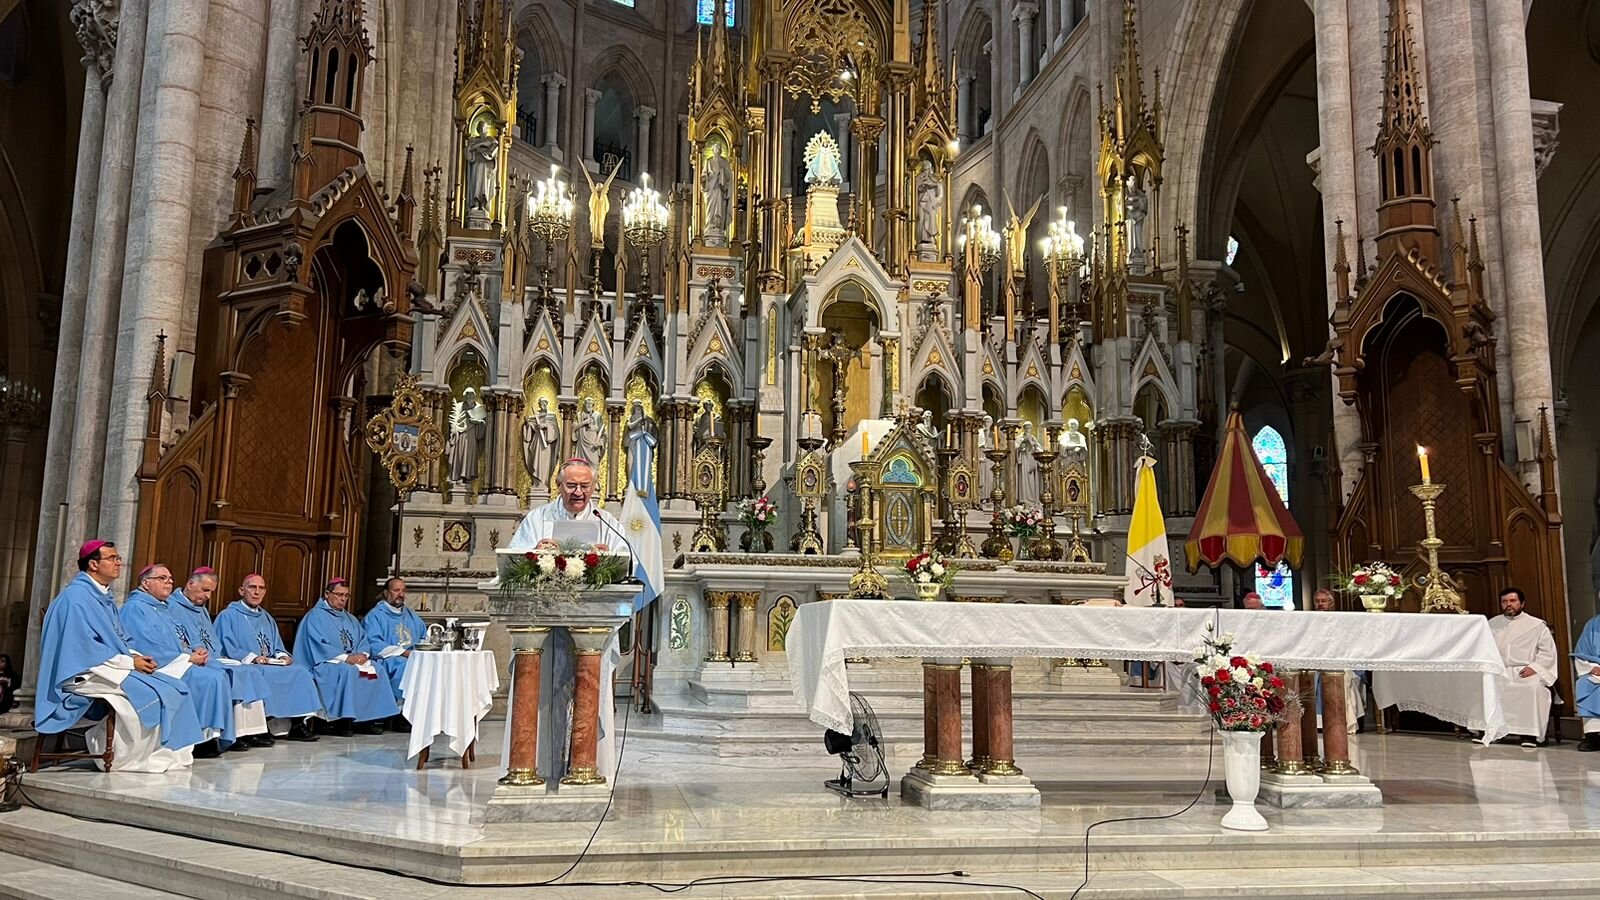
[818,330,859,448]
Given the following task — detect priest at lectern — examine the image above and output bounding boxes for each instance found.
[510,459,625,551]
[507,457,631,782]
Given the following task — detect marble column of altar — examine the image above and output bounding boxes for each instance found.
[734,592,759,663]
[1298,671,1322,770]
[1272,673,1308,775]
[968,663,992,771]
[500,626,549,787]
[978,660,1022,779]
[704,591,732,662]
[562,627,610,785]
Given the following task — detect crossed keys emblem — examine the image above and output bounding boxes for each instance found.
[1132,554,1174,604]
[365,373,446,496]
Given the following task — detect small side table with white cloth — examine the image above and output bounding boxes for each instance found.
[399,649,499,768]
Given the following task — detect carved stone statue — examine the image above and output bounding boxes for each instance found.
[522,397,560,493]
[915,160,942,255]
[803,131,844,187]
[465,121,500,217]
[1059,417,1089,458]
[625,400,658,495]
[977,413,996,502]
[447,388,489,485]
[1013,421,1044,508]
[702,144,733,244]
[1125,172,1149,268]
[914,409,940,458]
[692,399,723,455]
[573,397,608,470]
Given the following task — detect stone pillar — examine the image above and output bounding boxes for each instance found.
[1298,670,1321,770]
[781,120,795,191]
[257,0,301,189]
[677,113,690,184]
[1057,0,1072,47]
[957,73,975,142]
[1038,0,1055,67]
[1312,0,1367,497]
[561,626,610,785]
[832,112,852,193]
[1015,4,1038,88]
[704,591,731,662]
[929,661,967,776]
[1319,672,1358,775]
[541,73,566,155]
[633,105,655,178]
[60,0,149,562]
[25,34,110,699]
[978,660,1021,777]
[918,663,937,769]
[582,88,600,170]
[499,626,549,786]
[1271,670,1309,775]
[1485,0,1555,467]
[733,592,759,663]
[99,0,215,549]
[968,662,991,770]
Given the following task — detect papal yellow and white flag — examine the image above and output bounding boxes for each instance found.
[1126,451,1173,607]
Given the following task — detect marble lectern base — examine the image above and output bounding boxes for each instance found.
[1258,771,1383,808]
[485,782,614,823]
[899,769,1041,811]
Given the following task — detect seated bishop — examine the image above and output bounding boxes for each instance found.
[34,541,203,772]
[509,459,623,550]
[178,569,320,742]
[292,578,400,736]
[1488,587,1559,748]
[363,576,423,726]
[1571,603,1600,752]
[121,563,267,756]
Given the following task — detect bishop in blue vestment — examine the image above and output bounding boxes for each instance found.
[363,577,424,713]
[292,578,399,734]
[121,565,258,755]
[34,541,202,772]
[214,573,324,740]
[1573,612,1600,752]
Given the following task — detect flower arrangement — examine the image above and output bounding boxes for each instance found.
[1192,625,1290,732]
[737,496,778,531]
[1336,561,1406,602]
[499,542,630,601]
[1002,505,1045,538]
[902,551,957,590]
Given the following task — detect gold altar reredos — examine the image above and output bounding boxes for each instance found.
[387,0,1213,591]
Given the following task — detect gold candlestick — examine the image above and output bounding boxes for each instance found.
[1408,482,1466,614]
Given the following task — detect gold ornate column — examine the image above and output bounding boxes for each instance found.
[882,67,912,270]
[704,591,732,662]
[851,116,884,247]
[558,401,578,462]
[734,591,760,663]
[607,401,626,502]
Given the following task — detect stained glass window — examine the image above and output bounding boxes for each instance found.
[1252,425,1295,609]
[698,0,735,26]
[612,0,634,7]
[1225,235,1240,266]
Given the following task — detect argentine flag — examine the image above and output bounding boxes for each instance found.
[620,431,665,613]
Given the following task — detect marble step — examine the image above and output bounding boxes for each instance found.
[0,848,188,900]
[686,682,1177,714]
[5,806,1600,899]
[646,703,1210,739]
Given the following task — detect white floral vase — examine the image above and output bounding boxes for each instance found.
[1359,593,1388,613]
[915,582,943,601]
[1219,730,1270,832]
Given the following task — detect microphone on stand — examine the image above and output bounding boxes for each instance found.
[596,512,642,585]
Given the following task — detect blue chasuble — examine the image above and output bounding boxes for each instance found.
[292,599,399,722]
[120,590,237,743]
[35,573,202,751]
[168,590,272,708]
[215,599,323,718]
[1573,616,1600,719]
[363,602,426,704]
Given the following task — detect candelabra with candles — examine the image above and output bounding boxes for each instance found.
[0,376,45,434]
[622,172,669,324]
[847,455,888,598]
[526,165,575,308]
[1040,209,1085,339]
[1410,446,1467,614]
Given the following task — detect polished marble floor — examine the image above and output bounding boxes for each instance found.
[21,720,1600,854]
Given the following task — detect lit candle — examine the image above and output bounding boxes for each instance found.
[944,423,953,445]
[991,426,999,447]
[862,431,870,456]
[1417,445,1431,485]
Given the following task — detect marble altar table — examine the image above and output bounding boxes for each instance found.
[787,601,1508,810]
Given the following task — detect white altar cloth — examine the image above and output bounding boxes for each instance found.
[786,601,1507,741]
[399,649,500,759]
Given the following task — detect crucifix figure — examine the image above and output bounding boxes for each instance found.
[818,329,859,448]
